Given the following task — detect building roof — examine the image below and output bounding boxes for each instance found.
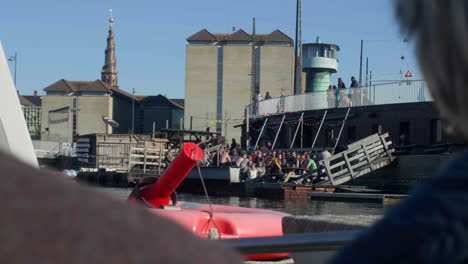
[22,96,41,107]
[170,99,184,108]
[225,29,252,41]
[42,80,184,109]
[187,29,218,42]
[135,95,148,101]
[108,83,138,101]
[139,94,184,110]
[44,79,111,93]
[303,42,341,51]
[187,29,293,44]
[43,79,139,101]
[264,30,293,42]
[18,95,40,107]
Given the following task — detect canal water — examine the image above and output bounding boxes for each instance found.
[86,184,386,217]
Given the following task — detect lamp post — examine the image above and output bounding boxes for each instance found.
[8,52,17,88]
[359,39,410,86]
[359,40,363,86]
[132,88,135,134]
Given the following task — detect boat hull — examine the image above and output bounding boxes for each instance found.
[149,202,290,260]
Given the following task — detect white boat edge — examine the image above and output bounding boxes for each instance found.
[0,41,38,168]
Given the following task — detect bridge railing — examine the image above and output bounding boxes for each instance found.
[247,80,430,116]
[33,140,76,159]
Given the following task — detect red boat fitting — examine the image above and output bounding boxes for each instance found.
[129,142,290,261]
[139,142,203,207]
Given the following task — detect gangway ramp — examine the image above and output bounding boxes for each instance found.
[318,133,395,186]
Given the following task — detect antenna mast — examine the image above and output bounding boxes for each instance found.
[250,17,257,103]
[293,0,303,94]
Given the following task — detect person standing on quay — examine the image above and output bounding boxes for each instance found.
[350,76,360,105]
[327,85,336,108]
[256,93,263,102]
[350,76,359,88]
[230,138,237,151]
[337,78,346,89]
[333,85,340,108]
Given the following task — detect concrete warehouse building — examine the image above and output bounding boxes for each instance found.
[41,79,184,143]
[184,28,295,143]
[41,79,130,143]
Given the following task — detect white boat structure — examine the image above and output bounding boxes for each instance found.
[0,41,38,168]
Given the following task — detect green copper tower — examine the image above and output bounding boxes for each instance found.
[302,37,340,93]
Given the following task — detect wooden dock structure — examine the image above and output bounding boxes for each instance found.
[317,133,395,186]
[282,133,396,200]
[308,192,408,203]
[127,146,168,179]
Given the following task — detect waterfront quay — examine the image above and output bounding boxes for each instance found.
[7,0,468,262]
[16,4,464,207]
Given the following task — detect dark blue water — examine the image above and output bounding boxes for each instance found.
[87,185,385,216]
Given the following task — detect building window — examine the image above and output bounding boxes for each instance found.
[138,109,144,133]
[372,124,383,135]
[399,122,410,145]
[430,119,443,144]
[22,106,42,139]
[325,129,334,147]
[348,126,357,142]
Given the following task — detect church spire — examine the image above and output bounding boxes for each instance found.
[101,9,118,87]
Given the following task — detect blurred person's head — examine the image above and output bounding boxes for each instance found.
[394,0,468,139]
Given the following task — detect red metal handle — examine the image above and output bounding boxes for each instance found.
[140,142,203,207]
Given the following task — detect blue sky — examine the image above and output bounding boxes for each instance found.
[0,0,420,98]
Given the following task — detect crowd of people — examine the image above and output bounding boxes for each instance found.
[252,76,361,114]
[255,91,274,102]
[196,139,332,184]
[327,76,360,108]
[5,1,468,263]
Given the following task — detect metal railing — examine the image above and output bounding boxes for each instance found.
[224,231,359,255]
[33,140,76,159]
[247,80,430,116]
